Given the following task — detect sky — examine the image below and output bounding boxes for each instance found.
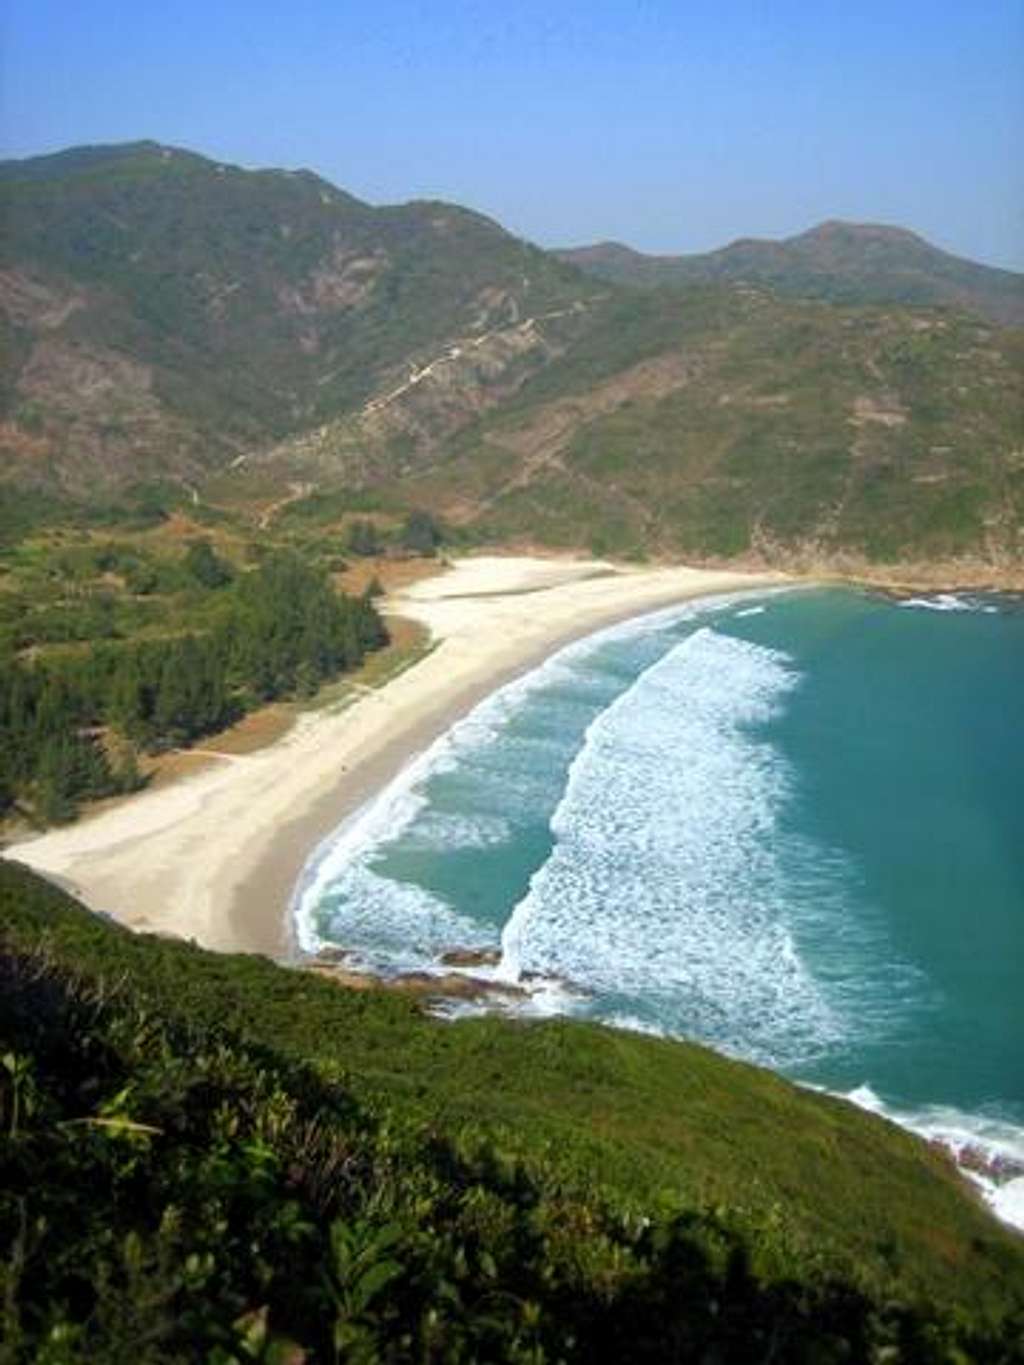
[2,1,1022,270]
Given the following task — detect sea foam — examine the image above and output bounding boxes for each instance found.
[898,592,999,614]
[496,628,854,1068]
[841,1083,1024,1232]
[293,648,581,967]
[292,593,761,965]
[293,593,747,968]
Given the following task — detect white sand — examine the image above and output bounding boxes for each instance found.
[8,556,785,956]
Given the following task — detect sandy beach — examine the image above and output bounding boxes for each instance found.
[8,556,785,957]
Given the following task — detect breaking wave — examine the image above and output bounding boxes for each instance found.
[839,1084,1024,1232]
[496,627,924,1068]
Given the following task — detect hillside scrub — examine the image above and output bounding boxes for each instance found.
[0,552,386,825]
[1,861,1022,1362]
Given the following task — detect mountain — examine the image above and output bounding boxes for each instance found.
[0,141,593,492]
[389,286,1024,569]
[3,858,1023,1361]
[1,144,1022,574]
[557,221,1024,327]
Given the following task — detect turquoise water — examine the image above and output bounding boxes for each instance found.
[297,586,1024,1215]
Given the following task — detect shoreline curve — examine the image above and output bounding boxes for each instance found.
[7,557,787,958]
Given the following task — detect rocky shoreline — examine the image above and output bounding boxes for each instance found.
[931,1139,1024,1187]
[304,944,525,1007]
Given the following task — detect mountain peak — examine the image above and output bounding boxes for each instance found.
[799,219,927,246]
[558,218,1024,325]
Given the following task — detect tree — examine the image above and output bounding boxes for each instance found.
[184,538,234,589]
[0,752,14,817]
[153,644,192,742]
[108,652,147,741]
[399,510,441,556]
[345,520,382,558]
[35,733,114,822]
[111,741,145,793]
[123,558,159,595]
[36,738,79,824]
[0,548,387,824]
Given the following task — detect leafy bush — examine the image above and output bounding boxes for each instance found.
[183,538,234,589]
[1,863,1023,1361]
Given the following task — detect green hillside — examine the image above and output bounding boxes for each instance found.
[398,287,1024,566]
[557,221,1024,327]
[0,142,591,492]
[2,859,1023,1362]
[1,143,1022,575]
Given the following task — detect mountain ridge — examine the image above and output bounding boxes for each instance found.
[1,141,1021,571]
[0,140,593,493]
[556,219,1024,326]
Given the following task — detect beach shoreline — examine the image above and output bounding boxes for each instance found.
[7,557,787,958]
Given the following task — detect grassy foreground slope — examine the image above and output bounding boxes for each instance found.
[2,861,1022,1362]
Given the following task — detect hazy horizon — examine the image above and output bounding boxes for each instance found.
[2,1,1021,271]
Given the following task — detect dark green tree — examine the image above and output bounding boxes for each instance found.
[399,510,442,556]
[111,740,145,793]
[107,652,147,740]
[184,538,234,589]
[345,519,382,557]
[36,737,79,824]
[0,752,14,816]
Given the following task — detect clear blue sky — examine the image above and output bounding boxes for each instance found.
[2,1,1022,268]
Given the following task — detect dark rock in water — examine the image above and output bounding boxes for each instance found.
[931,1138,1024,1185]
[520,969,592,998]
[315,945,352,965]
[439,946,501,968]
[957,1144,1024,1184]
[394,971,524,1002]
[304,961,525,1003]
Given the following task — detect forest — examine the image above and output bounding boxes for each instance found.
[0,549,386,824]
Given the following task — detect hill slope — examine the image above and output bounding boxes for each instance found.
[2,859,1023,1361]
[557,221,1024,326]
[0,141,593,492]
[1,144,1021,575]
[392,286,1024,569]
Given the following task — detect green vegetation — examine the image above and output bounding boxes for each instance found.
[0,141,589,494]
[0,552,386,824]
[183,538,235,590]
[1,861,1022,1362]
[342,512,446,560]
[398,510,443,557]
[557,221,1024,327]
[2,140,1022,574]
[346,519,386,558]
[419,292,1024,565]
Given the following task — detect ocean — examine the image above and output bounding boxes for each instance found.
[295,586,1024,1227]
